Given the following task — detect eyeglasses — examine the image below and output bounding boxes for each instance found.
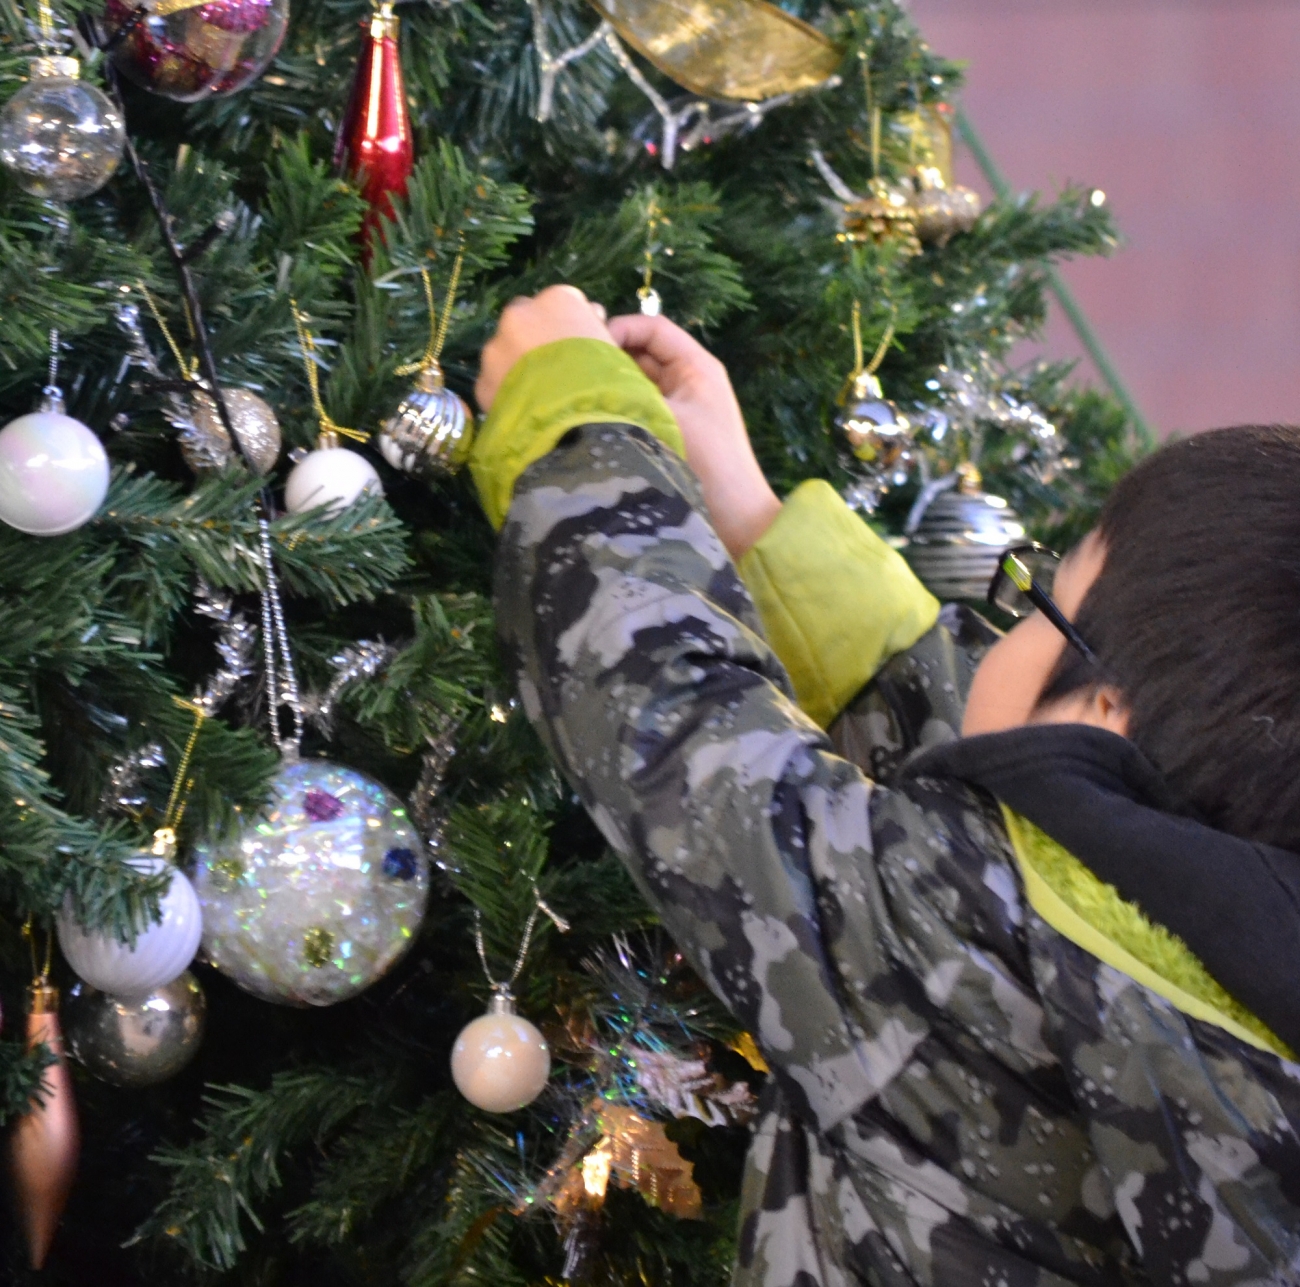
[987,543,1099,665]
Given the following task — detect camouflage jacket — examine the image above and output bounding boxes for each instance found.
[494,424,1300,1287]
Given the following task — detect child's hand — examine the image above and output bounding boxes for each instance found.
[608,313,780,559]
[476,285,614,412]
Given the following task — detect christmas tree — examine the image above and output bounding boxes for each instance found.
[0,0,1147,1281]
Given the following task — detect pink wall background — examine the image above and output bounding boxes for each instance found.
[907,0,1300,435]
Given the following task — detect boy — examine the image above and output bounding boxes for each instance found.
[470,286,1300,1286]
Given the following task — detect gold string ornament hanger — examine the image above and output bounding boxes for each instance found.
[282,303,384,517]
[377,245,475,479]
[135,281,283,476]
[637,197,668,317]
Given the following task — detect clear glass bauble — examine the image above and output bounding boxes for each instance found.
[284,441,382,514]
[181,386,281,475]
[377,364,473,478]
[0,399,110,536]
[57,856,202,1001]
[103,0,289,102]
[0,59,124,201]
[192,758,429,1006]
[64,971,206,1087]
[450,992,550,1113]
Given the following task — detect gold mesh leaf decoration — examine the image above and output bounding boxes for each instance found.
[587,0,842,102]
[551,1101,703,1220]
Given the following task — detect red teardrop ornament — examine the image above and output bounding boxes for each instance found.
[335,2,414,244]
[10,983,79,1270]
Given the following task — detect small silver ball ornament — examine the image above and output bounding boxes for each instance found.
[378,362,473,478]
[192,758,429,1007]
[64,971,206,1087]
[0,57,124,201]
[182,386,281,475]
[836,370,914,471]
[451,990,551,1113]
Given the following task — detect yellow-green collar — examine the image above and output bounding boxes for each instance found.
[1001,807,1292,1059]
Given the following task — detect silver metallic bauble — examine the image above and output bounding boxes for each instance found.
[377,363,473,478]
[64,971,206,1087]
[451,990,551,1113]
[836,370,914,470]
[902,466,1027,601]
[192,757,429,1007]
[0,57,124,201]
[181,386,281,475]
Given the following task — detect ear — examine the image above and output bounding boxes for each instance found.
[1088,685,1131,737]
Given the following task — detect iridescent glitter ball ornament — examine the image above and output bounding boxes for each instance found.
[451,989,551,1113]
[377,362,472,478]
[192,758,428,1006]
[0,56,124,201]
[0,388,109,536]
[102,0,289,102]
[64,971,206,1087]
[181,385,281,475]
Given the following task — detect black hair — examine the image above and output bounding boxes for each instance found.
[1039,424,1300,852]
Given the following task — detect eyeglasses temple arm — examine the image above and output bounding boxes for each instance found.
[1026,584,1100,666]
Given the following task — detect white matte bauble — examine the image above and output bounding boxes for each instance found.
[451,992,551,1113]
[57,857,202,1001]
[284,439,381,515]
[0,397,109,535]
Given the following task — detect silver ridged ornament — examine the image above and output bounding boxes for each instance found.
[181,386,281,476]
[902,465,1026,601]
[378,361,473,478]
[63,972,206,1087]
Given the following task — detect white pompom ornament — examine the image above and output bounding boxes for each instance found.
[57,837,202,1001]
[451,990,551,1113]
[0,390,109,536]
[284,431,381,515]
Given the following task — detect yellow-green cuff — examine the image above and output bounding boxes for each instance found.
[738,480,940,728]
[470,338,685,529]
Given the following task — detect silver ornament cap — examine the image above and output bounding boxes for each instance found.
[378,363,473,478]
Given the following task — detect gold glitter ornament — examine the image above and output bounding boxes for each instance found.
[183,385,282,475]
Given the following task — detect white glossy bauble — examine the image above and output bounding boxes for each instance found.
[64,971,206,1087]
[192,758,429,1007]
[0,61,124,201]
[57,858,202,1001]
[451,996,551,1113]
[284,446,381,515]
[0,407,109,535]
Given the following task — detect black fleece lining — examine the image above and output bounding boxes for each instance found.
[904,724,1300,1054]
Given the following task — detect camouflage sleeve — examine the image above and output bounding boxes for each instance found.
[494,423,935,1131]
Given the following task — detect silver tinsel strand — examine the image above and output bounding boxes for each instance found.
[192,580,257,717]
[99,742,166,818]
[301,640,397,737]
[409,722,459,871]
